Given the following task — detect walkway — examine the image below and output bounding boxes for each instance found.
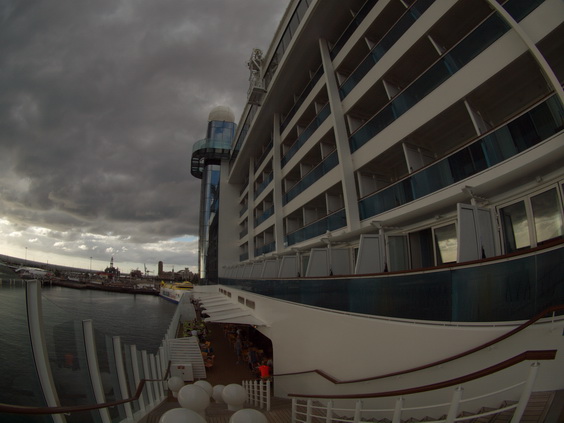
[140,321,290,422]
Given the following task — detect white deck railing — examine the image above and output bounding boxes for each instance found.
[243,379,272,411]
[291,362,539,423]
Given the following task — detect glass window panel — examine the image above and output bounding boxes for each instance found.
[0,282,47,422]
[409,228,434,269]
[388,235,409,271]
[500,201,530,253]
[531,188,563,244]
[434,224,458,264]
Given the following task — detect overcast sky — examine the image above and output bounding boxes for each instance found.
[0,0,287,274]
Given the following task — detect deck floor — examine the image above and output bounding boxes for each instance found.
[141,321,287,422]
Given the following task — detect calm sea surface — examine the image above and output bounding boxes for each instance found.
[0,271,177,422]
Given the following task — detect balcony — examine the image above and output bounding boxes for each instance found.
[285,208,347,247]
[358,95,564,220]
[283,150,339,205]
[349,12,510,152]
[281,104,331,168]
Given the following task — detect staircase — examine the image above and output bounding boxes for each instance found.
[167,337,206,380]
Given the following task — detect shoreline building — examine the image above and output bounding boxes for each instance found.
[191,107,236,283]
[191,0,564,419]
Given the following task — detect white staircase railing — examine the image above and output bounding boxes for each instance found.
[290,362,540,423]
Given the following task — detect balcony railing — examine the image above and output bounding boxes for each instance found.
[283,150,339,205]
[254,138,273,172]
[339,0,435,99]
[255,241,276,257]
[280,66,324,133]
[255,206,275,228]
[358,95,564,220]
[329,0,381,59]
[349,12,510,152]
[285,208,347,247]
[281,104,331,168]
[254,173,273,200]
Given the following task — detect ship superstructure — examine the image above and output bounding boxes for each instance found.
[190,0,564,418]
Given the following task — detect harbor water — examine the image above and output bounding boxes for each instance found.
[0,272,177,422]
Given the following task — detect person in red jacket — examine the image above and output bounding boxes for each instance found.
[258,359,271,380]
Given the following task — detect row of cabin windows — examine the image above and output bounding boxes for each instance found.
[374,184,564,272]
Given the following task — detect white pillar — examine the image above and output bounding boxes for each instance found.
[319,38,361,232]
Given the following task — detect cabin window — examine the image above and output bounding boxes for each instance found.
[388,235,409,271]
[500,201,530,253]
[434,223,457,264]
[499,186,564,253]
[531,188,563,244]
[409,229,434,269]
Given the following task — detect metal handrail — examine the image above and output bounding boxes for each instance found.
[290,356,547,423]
[277,304,564,384]
[0,364,171,415]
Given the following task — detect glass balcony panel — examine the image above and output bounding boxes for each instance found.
[504,0,545,21]
[255,206,275,228]
[410,160,453,199]
[35,298,97,422]
[254,173,273,200]
[103,334,127,422]
[358,95,563,221]
[281,104,330,167]
[359,179,414,220]
[136,349,149,409]
[480,127,517,166]
[123,343,141,415]
[330,0,380,58]
[350,13,510,153]
[350,104,396,152]
[255,241,276,257]
[447,14,508,69]
[283,151,339,205]
[285,209,347,246]
[0,281,48,422]
[339,0,436,99]
[281,67,323,132]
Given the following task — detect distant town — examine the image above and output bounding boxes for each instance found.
[0,253,198,295]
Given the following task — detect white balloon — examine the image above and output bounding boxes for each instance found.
[178,384,210,414]
[212,384,225,403]
[229,408,268,423]
[194,380,213,397]
[167,377,184,398]
[222,384,247,411]
[159,407,207,423]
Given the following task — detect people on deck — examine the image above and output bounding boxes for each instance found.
[258,359,271,380]
[234,336,243,364]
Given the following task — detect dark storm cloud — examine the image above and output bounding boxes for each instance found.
[0,0,287,267]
